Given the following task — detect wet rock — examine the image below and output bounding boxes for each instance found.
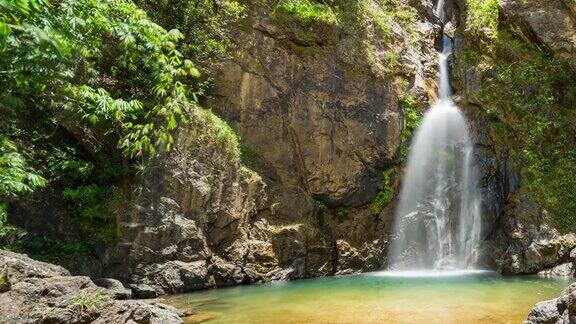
[209,256,245,287]
[271,225,307,279]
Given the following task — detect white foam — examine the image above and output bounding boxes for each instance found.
[369,270,496,278]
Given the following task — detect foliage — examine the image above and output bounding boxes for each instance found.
[464,0,499,36]
[400,94,422,144]
[266,0,420,74]
[192,108,242,160]
[69,292,111,313]
[135,0,245,71]
[362,0,419,38]
[334,207,349,221]
[240,140,261,168]
[1,0,200,160]
[336,0,421,74]
[273,0,338,25]
[23,237,98,269]
[0,0,213,260]
[397,90,423,161]
[0,137,46,237]
[0,213,26,251]
[316,199,327,215]
[62,185,117,242]
[370,168,394,215]
[0,202,26,249]
[0,137,46,198]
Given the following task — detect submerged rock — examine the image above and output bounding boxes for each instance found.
[0,250,182,323]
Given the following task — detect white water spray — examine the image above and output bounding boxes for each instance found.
[387,3,482,270]
[435,0,446,24]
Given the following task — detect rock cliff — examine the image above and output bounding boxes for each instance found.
[104,0,442,295]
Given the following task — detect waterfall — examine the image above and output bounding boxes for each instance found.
[387,2,482,270]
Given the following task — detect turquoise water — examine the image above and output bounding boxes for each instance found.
[164,271,570,323]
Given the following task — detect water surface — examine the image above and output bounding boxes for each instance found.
[164,271,570,323]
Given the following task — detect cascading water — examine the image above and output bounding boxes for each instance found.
[387,0,482,271]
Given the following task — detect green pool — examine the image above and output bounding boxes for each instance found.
[164,270,570,323]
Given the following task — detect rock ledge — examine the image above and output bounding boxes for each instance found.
[0,250,183,323]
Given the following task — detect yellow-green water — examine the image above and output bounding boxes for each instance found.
[164,271,570,324]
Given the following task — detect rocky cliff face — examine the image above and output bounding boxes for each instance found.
[105,0,442,295]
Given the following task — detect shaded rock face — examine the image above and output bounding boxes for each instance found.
[460,85,575,275]
[107,122,271,296]
[106,118,341,296]
[493,193,576,274]
[526,282,576,324]
[500,0,576,66]
[0,250,182,324]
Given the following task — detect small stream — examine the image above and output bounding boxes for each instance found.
[164,271,571,323]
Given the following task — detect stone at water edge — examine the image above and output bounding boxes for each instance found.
[0,250,183,323]
[538,263,574,277]
[525,282,576,324]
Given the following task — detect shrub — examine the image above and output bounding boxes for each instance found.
[370,169,395,215]
[69,292,111,313]
[273,0,339,25]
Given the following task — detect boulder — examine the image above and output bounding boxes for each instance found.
[493,193,576,274]
[91,278,132,300]
[526,283,576,323]
[538,263,574,278]
[0,250,182,323]
[0,250,70,281]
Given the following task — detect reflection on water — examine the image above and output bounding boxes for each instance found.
[164,271,571,324]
